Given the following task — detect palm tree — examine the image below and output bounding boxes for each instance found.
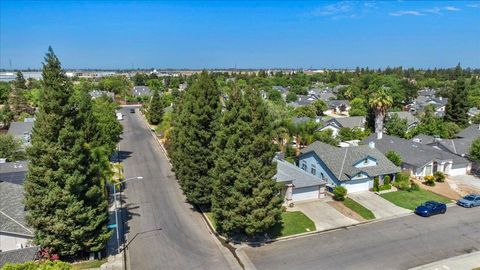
[369,86,393,135]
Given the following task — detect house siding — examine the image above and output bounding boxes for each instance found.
[298,152,340,186]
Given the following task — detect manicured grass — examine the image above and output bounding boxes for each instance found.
[380,189,451,210]
[269,211,316,238]
[343,197,376,220]
[72,258,107,269]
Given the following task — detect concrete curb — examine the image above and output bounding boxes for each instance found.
[408,250,480,270]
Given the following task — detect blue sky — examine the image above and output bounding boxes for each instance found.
[1,1,479,69]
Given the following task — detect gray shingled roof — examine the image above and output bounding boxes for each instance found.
[325,116,365,129]
[300,141,400,182]
[7,122,34,137]
[412,134,436,145]
[457,124,480,139]
[89,90,115,99]
[363,134,470,168]
[275,158,326,188]
[437,139,472,156]
[387,111,418,127]
[132,86,152,97]
[0,246,38,267]
[0,161,28,185]
[0,182,32,236]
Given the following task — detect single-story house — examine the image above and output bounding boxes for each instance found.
[318,116,366,137]
[387,111,418,130]
[89,90,115,100]
[0,162,34,253]
[288,94,318,107]
[297,141,400,193]
[275,157,326,202]
[327,100,350,115]
[363,133,471,177]
[132,86,152,97]
[7,121,35,147]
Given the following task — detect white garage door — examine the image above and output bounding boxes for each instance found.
[342,180,371,193]
[449,166,467,176]
[292,186,319,201]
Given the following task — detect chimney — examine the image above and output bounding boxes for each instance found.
[377,131,383,140]
[368,141,375,149]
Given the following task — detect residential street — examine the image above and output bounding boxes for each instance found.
[118,107,236,270]
[244,205,480,270]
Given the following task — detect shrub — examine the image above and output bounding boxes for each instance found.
[410,181,420,191]
[433,171,445,182]
[383,175,391,185]
[398,181,410,191]
[2,261,72,270]
[333,186,347,201]
[373,177,380,192]
[396,172,410,183]
[424,175,436,186]
[379,184,391,191]
[386,150,402,166]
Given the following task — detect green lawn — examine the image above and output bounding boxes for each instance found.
[268,211,316,238]
[343,197,375,220]
[72,258,107,269]
[380,189,451,210]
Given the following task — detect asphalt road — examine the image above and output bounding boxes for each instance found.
[244,205,480,270]
[118,107,235,270]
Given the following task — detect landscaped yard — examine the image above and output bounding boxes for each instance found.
[205,211,315,238]
[72,258,107,269]
[269,211,316,238]
[343,198,375,220]
[380,189,451,210]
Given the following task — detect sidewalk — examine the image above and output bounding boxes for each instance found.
[409,251,480,270]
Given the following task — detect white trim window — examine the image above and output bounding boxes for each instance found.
[311,164,316,175]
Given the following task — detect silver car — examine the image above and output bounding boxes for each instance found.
[457,194,480,208]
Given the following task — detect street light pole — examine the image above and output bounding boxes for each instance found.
[112,176,143,253]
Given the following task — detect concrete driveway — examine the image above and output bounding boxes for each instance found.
[348,191,410,219]
[294,200,357,231]
[449,175,480,194]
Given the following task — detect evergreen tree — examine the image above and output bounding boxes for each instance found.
[444,77,469,127]
[171,71,221,205]
[212,86,282,237]
[148,90,164,125]
[24,47,110,257]
[9,71,30,116]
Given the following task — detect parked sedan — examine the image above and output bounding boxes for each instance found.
[457,194,480,208]
[130,108,135,113]
[415,201,447,217]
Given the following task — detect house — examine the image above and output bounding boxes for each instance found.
[297,141,400,193]
[318,116,366,137]
[0,246,39,268]
[387,111,418,130]
[308,88,336,102]
[363,133,471,177]
[132,86,152,97]
[288,94,318,107]
[468,107,479,118]
[272,86,289,100]
[178,82,188,91]
[89,90,115,100]
[409,95,448,117]
[327,100,350,115]
[0,162,34,252]
[292,116,322,125]
[275,157,326,202]
[434,124,480,158]
[7,121,35,146]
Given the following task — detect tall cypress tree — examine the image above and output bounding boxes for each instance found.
[212,86,282,237]
[445,77,469,127]
[24,47,110,257]
[171,71,221,206]
[9,71,29,116]
[148,89,164,125]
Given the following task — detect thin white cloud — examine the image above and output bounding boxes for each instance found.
[444,6,461,11]
[389,10,424,16]
[467,3,479,8]
[424,7,442,14]
[312,2,352,17]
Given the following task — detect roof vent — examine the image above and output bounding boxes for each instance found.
[368,141,375,149]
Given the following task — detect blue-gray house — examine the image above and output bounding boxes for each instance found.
[297,141,400,193]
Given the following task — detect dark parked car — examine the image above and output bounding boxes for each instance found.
[130,108,135,113]
[415,201,447,217]
[457,194,480,208]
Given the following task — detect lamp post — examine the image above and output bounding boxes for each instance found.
[113,176,143,253]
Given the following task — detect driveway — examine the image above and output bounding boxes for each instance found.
[348,191,410,219]
[294,200,357,231]
[449,175,480,194]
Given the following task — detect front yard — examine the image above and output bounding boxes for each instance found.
[380,189,451,210]
[343,198,376,220]
[204,211,315,239]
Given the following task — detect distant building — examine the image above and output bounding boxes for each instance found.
[318,116,366,137]
[89,90,115,100]
[387,111,419,130]
[132,86,152,97]
[7,122,35,147]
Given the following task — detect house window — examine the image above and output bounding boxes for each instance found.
[320,173,325,180]
[425,165,433,176]
[311,164,316,175]
[301,161,307,171]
